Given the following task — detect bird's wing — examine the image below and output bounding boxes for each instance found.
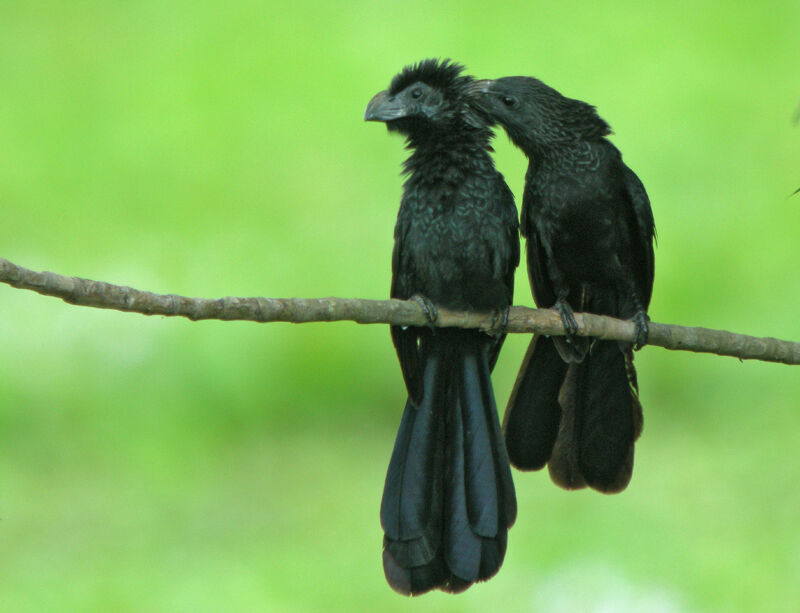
[488,179,520,371]
[390,216,424,405]
[521,183,556,309]
[621,163,656,307]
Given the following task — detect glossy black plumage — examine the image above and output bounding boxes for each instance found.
[469,76,655,493]
[365,59,519,594]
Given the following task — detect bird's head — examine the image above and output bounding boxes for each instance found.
[364,59,487,140]
[467,76,610,152]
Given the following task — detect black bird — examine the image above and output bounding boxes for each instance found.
[469,77,655,494]
[364,60,519,594]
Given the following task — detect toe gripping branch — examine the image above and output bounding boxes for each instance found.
[631,310,650,350]
[488,306,510,336]
[554,297,579,343]
[627,287,650,350]
[410,294,438,330]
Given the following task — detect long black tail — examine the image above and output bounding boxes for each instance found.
[381,330,516,595]
[503,335,566,471]
[548,340,643,493]
[504,337,642,493]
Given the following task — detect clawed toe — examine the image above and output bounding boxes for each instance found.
[488,305,510,336]
[554,298,579,342]
[410,294,438,329]
[632,311,650,350]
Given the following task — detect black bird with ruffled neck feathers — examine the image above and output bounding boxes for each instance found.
[365,59,519,595]
[468,76,655,494]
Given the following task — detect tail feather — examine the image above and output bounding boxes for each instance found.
[383,525,440,569]
[460,351,500,536]
[381,357,445,594]
[552,335,590,363]
[549,340,643,493]
[482,356,517,529]
[444,390,485,583]
[381,356,444,544]
[381,331,515,595]
[578,342,642,492]
[382,545,448,596]
[504,336,566,470]
[547,363,588,490]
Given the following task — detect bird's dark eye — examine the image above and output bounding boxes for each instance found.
[502,96,517,107]
[411,88,423,99]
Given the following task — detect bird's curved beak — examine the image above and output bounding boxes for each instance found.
[463,80,498,126]
[364,90,406,122]
[466,79,496,95]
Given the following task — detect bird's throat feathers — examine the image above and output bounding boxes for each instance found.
[401,132,494,182]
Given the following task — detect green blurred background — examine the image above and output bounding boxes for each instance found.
[1,1,799,611]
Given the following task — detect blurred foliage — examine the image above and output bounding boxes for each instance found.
[1,1,799,611]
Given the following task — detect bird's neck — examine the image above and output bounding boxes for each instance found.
[404,128,491,174]
[526,138,601,175]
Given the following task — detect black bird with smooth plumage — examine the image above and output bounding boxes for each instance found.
[365,60,519,594]
[468,76,655,494]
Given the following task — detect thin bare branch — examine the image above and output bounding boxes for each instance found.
[1,257,798,365]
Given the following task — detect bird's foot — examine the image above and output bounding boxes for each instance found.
[631,310,650,350]
[554,297,579,343]
[410,294,438,329]
[488,305,510,336]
